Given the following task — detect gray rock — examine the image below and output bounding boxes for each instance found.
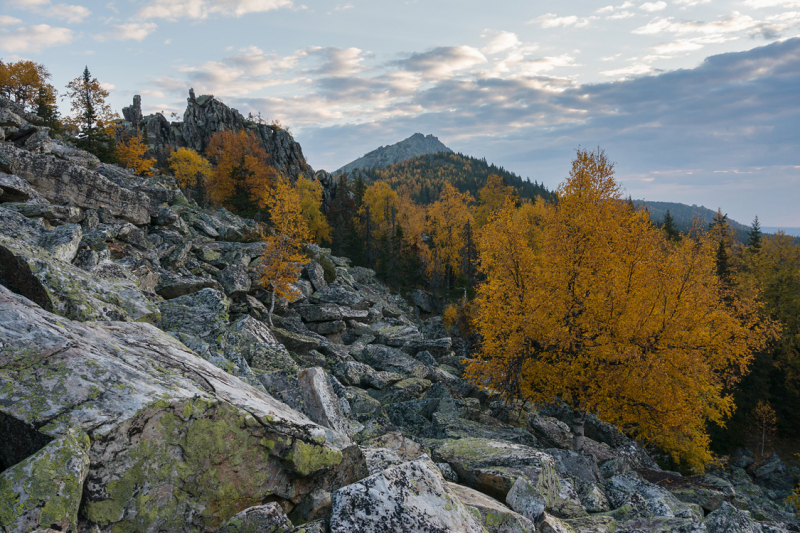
[0,174,46,203]
[507,476,549,522]
[155,271,223,299]
[305,260,328,291]
[330,456,485,533]
[270,326,321,354]
[0,429,90,533]
[217,263,251,297]
[157,288,229,341]
[449,482,536,533]
[402,337,453,357]
[4,203,84,224]
[298,367,351,441]
[356,344,432,380]
[216,503,294,533]
[0,143,150,224]
[360,447,406,475]
[38,223,82,263]
[703,501,763,532]
[606,472,703,520]
[336,133,452,174]
[431,438,560,502]
[306,320,346,335]
[412,288,438,314]
[296,304,343,322]
[49,139,101,170]
[544,448,604,485]
[334,361,403,390]
[638,469,736,513]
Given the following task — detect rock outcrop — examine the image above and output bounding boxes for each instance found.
[117,91,312,181]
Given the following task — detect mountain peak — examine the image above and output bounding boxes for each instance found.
[336,133,452,174]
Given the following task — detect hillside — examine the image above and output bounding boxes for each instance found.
[359,151,555,204]
[336,133,452,174]
[637,200,751,238]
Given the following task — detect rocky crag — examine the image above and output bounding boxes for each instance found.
[1,96,799,532]
[336,132,453,174]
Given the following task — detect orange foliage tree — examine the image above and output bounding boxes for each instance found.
[259,177,310,325]
[0,60,53,109]
[425,183,475,289]
[205,130,276,216]
[474,174,517,228]
[117,133,156,176]
[295,175,332,244]
[465,148,774,471]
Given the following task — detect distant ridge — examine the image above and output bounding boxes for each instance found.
[635,200,752,239]
[336,133,453,174]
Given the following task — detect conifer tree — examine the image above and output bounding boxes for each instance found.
[748,216,763,251]
[64,66,119,162]
[662,209,680,241]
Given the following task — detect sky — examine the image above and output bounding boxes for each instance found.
[1,0,799,226]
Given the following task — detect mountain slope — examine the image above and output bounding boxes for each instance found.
[336,133,453,174]
[360,151,555,205]
[636,200,751,238]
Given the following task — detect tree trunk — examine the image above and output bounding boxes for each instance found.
[268,291,275,327]
[572,408,586,453]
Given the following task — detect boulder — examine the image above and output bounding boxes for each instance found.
[155,271,223,299]
[360,447,406,475]
[329,456,485,533]
[216,503,297,533]
[38,223,82,263]
[157,288,229,341]
[0,284,360,532]
[4,203,84,224]
[217,263,251,297]
[333,361,403,390]
[638,469,736,513]
[402,337,453,357]
[305,260,328,291]
[506,476,549,522]
[356,344,432,379]
[298,367,351,440]
[606,472,703,520]
[0,143,150,224]
[49,139,101,170]
[448,482,536,533]
[0,174,47,204]
[0,429,90,533]
[412,288,437,314]
[270,326,321,354]
[431,438,560,502]
[703,501,765,533]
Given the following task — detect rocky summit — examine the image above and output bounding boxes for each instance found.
[336,132,453,174]
[0,95,798,533]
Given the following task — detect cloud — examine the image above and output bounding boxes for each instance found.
[334,3,354,9]
[396,46,487,79]
[530,13,592,28]
[0,24,73,52]
[5,0,90,23]
[633,12,761,35]
[307,46,366,77]
[96,22,158,42]
[140,0,293,20]
[482,31,522,55]
[0,16,22,26]
[640,1,667,11]
[743,0,800,7]
[601,63,657,78]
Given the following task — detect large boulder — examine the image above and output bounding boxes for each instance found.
[216,503,294,533]
[0,285,362,532]
[606,472,703,520]
[448,482,536,533]
[329,456,485,533]
[0,143,150,224]
[431,438,560,502]
[0,429,90,533]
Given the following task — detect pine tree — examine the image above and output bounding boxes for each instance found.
[64,66,119,162]
[748,216,763,251]
[662,209,680,241]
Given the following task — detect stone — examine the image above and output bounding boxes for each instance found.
[431,438,560,502]
[38,223,82,263]
[412,288,437,313]
[506,476,549,522]
[402,337,453,357]
[606,472,703,520]
[334,361,403,390]
[703,501,763,532]
[539,514,574,533]
[306,320,346,335]
[356,344,432,380]
[296,304,343,322]
[564,515,618,533]
[298,367,351,440]
[155,271,223,299]
[49,139,101,170]
[360,447,406,475]
[329,456,485,533]
[157,288,229,341]
[216,503,294,533]
[373,323,423,346]
[270,327,321,354]
[0,285,358,532]
[305,260,328,291]
[370,378,432,404]
[288,488,332,525]
[0,143,150,224]
[528,415,573,450]
[544,448,604,485]
[4,203,84,224]
[217,263,251,297]
[448,482,536,533]
[0,429,90,533]
[637,469,736,513]
[0,174,46,203]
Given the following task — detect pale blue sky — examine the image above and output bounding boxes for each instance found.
[1,0,799,225]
